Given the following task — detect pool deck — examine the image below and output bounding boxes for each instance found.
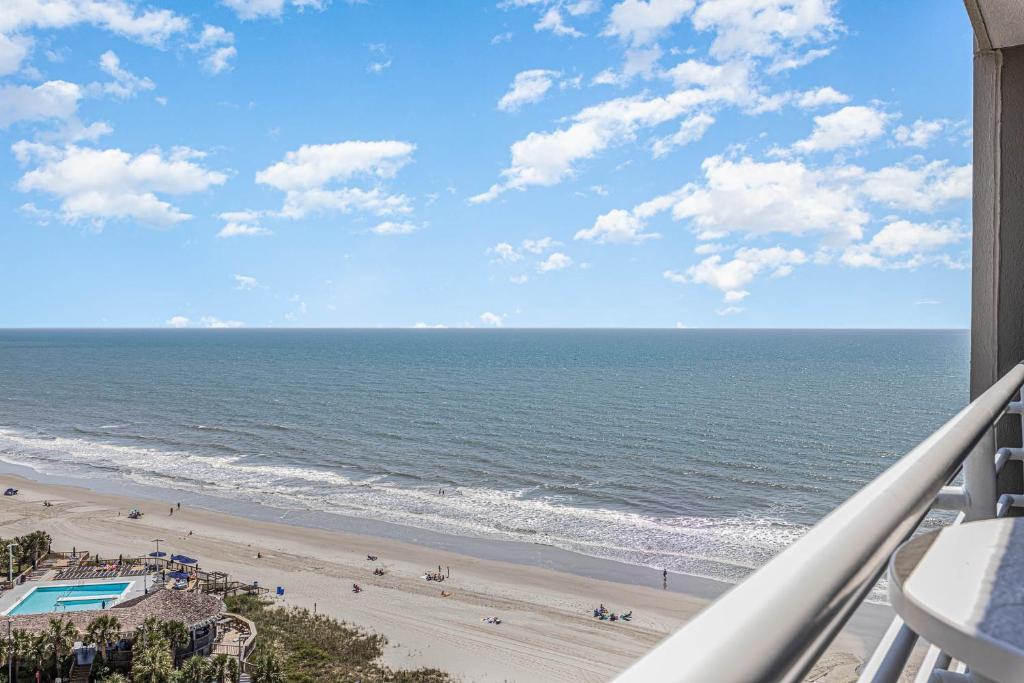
[0,576,149,616]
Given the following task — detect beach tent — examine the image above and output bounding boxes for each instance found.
[171,554,197,565]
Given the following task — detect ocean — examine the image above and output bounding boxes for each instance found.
[0,329,968,586]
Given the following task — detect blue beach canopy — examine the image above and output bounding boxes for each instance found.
[167,571,189,580]
[171,554,197,565]
[148,551,167,558]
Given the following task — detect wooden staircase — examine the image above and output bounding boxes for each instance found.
[68,660,92,683]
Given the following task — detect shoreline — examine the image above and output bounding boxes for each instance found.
[0,468,897,681]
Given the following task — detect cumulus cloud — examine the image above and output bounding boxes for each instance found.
[498,69,561,112]
[859,159,971,212]
[221,0,327,20]
[254,140,415,220]
[217,210,272,238]
[471,60,754,202]
[234,274,260,290]
[665,245,807,301]
[576,207,662,244]
[0,80,82,128]
[692,0,840,65]
[792,105,892,153]
[603,0,694,46]
[599,154,868,246]
[535,7,584,37]
[370,221,418,235]
[840,219,967,270]
[796,86,848,109]
[538,251,572,271]
[651,111,714,157]
[893,118,947,148]
[97,50,155,98]
[201,316,245,328]
[489,242,522,262]
[13,141,227,227]
[166,315,190,328]
[480,311,505,326]
[0,0,189,75]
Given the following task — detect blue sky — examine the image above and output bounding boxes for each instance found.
[0,0,973,328]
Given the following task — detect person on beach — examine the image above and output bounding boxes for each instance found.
[663,568,668,589]
[170,507,174,516]
[177,502,181,510]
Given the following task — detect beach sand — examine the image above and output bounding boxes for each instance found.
[0,474,906,682]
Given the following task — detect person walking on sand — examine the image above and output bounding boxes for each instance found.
[170,507,174,516]
[663,568,668,590]
[177,502,181,510]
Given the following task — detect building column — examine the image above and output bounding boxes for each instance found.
[969,40,1024,516]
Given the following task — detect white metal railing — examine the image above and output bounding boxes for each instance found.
[614,363,1024,683]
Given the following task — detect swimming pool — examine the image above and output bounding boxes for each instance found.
[6,582,132,616]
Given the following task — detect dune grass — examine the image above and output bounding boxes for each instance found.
[225,595,450,683]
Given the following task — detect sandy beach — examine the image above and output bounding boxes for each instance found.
[0,473,896,682]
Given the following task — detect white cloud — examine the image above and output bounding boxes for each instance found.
[498,69,561,112]
[97,50,155,98]
[860,159,971,213]
[796,86,848,109]
[0,0,189,47]
[371,221,418,235]
[472,63,753,202]
[203,46,237,75]
[190,24,236,75]
[651,111,714,157]
[13,141,227,227]
[568,0,601,14]
[614,154,868,245]
[510,274,530,284]
[0,34,33,76]
[257,141,414,191]
[218,222,271,238]
[0,80,81,128]
[489,242,522,261]
[716,305,744,316]
[480,311,505,326]
[694,242,724,254]
[368,59,391,74]
[166,315,190,328]
[522,236,559,253]
[414,322,447,328]
[255,140,416,220]
[840,219,967,270]
[535,7,583,37]
[234,274,260,290]
[575,207,662,244]
[692,0,840,62]
[792,105,891,153]
[221,0,326,20]
[201,316,245,328]
[671,246,806,301]
[491,31,514,44]
[893,118,946,148]
[538,251,572,271]
[604,0,693,46]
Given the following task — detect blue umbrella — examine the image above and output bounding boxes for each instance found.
[148,551,167,558]
[167,571,190,580]
[171,554,197,565]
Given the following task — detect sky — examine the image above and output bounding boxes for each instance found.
[0,0,975,328]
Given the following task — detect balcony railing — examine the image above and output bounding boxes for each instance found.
[614,362,1024,683]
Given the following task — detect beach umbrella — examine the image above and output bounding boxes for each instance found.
[171,554,197,565]
[167,571,190,580]
[148,551,167,558]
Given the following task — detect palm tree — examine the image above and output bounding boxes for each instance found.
[27,633,48,682]
[225,656,240,683]
[247,647,283,683]
[86,615,122,664]
[100,674,130,683]
[159,621,190,664]
[132,634,173,683]
[11,628,33,681]
[47,616,77,678]
[208,653,229,683]
[174,656,209,683]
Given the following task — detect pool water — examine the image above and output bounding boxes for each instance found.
[6,582,131,615]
